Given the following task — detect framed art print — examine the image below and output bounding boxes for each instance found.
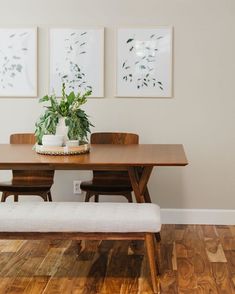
[50,28,104,97]
[0,28,37,97]
[116,27,172,97]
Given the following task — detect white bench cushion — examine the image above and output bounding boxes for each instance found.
[0,202,161,233]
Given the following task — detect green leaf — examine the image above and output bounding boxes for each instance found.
[126,38,134,43]
[67,92,76,105]
[39,95,50,103]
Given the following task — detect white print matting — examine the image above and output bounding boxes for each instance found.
[116,27,172,97]
[0,28,37,97]
[50,28,104,97]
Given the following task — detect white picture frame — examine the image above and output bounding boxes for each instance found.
[0,28,37,97]
[50,28,104,97]
[116,27,173,98]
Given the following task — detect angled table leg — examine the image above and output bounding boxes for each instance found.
[128,166,153,203]
[144,187,152,203]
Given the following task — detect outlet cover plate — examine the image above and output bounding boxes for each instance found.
[73,180,82,194]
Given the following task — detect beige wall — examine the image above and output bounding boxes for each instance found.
[0,0,235,209]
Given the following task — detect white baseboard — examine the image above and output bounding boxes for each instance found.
[161,209,235,225]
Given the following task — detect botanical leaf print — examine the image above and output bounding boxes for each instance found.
[121,33,164,90]
[55,31,92,93]
[0,32,29,89]
[51,28,104,97]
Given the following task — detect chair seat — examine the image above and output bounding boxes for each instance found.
[0,180,52,192]
[80,180,133,193]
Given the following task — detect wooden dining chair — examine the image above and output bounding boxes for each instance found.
[80,132,139,203]
[0,133,54,202]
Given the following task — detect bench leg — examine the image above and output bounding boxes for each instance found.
[145,233,161,294]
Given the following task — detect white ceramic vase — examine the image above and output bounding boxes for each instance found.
[42,135,64,147]
[56,117,68,144]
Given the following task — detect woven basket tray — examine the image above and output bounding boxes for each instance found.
[35,144,90,156]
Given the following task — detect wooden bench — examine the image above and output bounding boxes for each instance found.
[0,202,161,293]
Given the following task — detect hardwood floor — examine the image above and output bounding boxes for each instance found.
[0,225,234,293]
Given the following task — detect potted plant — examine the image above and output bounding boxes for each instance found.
[35,83,93,145]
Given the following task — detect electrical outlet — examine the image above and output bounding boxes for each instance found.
[73,180,82,194]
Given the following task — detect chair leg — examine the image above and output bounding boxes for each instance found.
[85,192,92,202]
[14,194,19,202]
[42,193,48,202]
[94,194,99,202]
[47,191,52,202]
[145,233,161,294]
[125,192,133,203]
[1,192,7,202]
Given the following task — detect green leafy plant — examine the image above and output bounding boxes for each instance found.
[35,83,93,144]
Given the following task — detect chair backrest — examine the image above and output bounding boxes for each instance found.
[10,133,54,184]
[91,132,139,145]
[91,132,139,182]
[10,133,36,145]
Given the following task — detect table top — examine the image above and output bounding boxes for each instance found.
[0,144,188,170]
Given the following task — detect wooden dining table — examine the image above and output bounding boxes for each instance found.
[0,144,188,203]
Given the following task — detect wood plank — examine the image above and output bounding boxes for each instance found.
[176,225,218,293]
[205,238,227,263]
[0,240,25,253]
[211,263,234,293]
[216,225,235,251]
[5,241,49,293]
[36,247,66,276]
[101,241,132,294]
[224,250,235,276]
[177,257,197,291]
[0,241,39,276]
[138,253,153,293]
[5,256,45,293]
[63,241,100,294]
[172,242,177,271]
[0,241,43,293]
[23,276,50,294]
[0,252,14,272]
[201,225,218,239]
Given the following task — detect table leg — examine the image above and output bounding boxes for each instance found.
[137,167,153,203]
[144,187,152,203]
[128,166,153,203]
